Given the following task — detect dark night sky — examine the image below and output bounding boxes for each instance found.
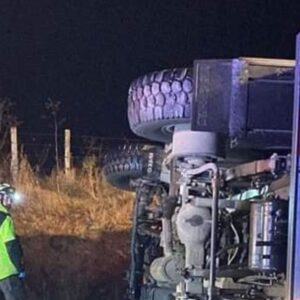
[0,0,300,139]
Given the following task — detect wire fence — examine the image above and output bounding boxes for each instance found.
[17,129,152,174]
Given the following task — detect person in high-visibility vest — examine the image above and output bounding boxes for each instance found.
[0,184,25,300]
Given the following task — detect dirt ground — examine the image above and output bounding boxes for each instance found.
[21,232,130,300]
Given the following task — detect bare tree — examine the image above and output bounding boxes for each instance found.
[45,97,65,193]
[0,97,19,152]
[45,98,61,172]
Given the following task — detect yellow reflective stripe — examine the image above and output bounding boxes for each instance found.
[0,217,16,243]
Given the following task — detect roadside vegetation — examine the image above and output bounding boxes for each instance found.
[11,154,134,299]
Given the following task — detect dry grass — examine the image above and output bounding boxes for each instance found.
[10,155,134,300]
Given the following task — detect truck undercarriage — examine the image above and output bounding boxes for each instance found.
[104,36,300,300]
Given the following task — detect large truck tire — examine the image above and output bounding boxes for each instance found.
[128,68,192,143]
[103,144,163,191]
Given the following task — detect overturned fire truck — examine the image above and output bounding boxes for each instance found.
[103,34,300,300]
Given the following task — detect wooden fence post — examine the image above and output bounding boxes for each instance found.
[10,126,18,181]
[64,129,71,178]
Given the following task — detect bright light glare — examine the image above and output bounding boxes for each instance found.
[12,192,24,204]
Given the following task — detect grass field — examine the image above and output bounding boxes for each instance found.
[11,155,134,299]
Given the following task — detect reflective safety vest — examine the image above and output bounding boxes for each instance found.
[0,204,19,280]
